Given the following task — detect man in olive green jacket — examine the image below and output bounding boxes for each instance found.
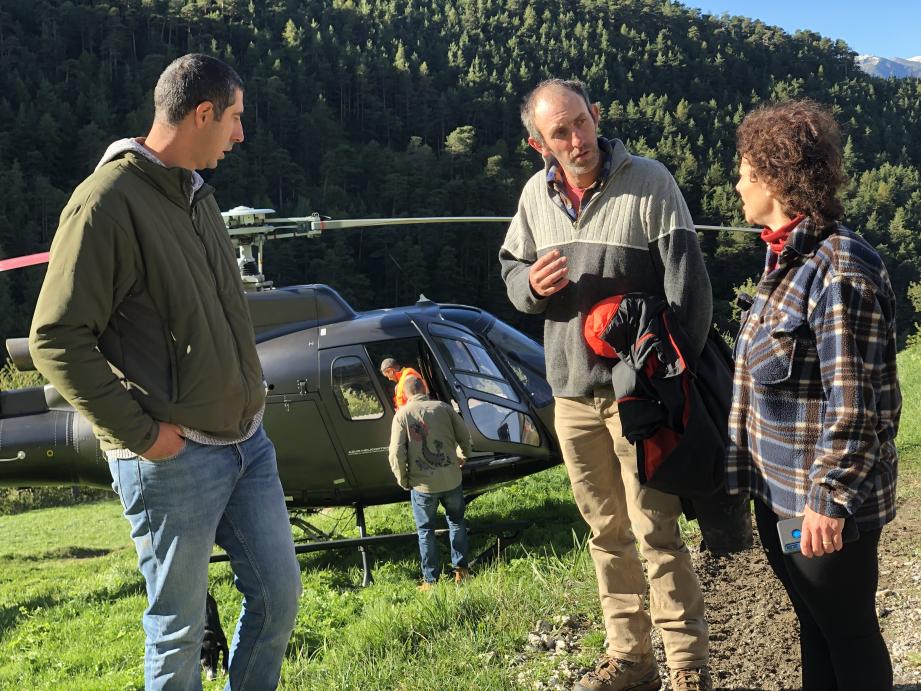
[388,377,473,587]
[29,54,300,690]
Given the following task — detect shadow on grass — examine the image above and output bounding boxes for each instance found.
[0,572,145,643]
[467,494,582,532]
[0,546,113,561]
[0,593,58,642]
[259,495,589,591]
[207,549,372,591]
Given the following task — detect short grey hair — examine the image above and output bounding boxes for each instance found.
[520,78,593,144]
[404,376,427,397]
[379,357,399,374]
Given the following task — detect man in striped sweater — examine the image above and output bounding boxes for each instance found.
[500,79,713,691]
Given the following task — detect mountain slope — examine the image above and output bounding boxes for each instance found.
[857,55,921,78]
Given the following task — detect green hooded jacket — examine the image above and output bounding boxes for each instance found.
[29,150,265,454]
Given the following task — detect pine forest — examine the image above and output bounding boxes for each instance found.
[1,0,920,345]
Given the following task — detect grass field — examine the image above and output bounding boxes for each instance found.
[0,465,612,690]
[1,344,919,689]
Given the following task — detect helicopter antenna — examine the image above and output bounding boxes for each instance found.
[385,250,424,300]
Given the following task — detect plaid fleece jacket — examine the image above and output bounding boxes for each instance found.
[726,219,900,530]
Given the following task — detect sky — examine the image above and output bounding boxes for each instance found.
[692,1,920,59]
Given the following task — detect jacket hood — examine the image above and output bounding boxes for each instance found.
[96,137,159,170]
[96,138,204,201]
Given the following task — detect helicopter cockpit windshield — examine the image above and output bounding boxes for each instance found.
[482,320,553,409]
[419,323,537,447]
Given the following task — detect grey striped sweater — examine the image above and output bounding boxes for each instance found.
[500,138,713,397]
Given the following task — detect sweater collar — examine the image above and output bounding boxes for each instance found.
[544,137,631,219]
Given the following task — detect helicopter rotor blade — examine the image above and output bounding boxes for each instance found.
[0,252,50,273]
[221,206,760,239]
[284,216,759,234]
[0,219,759,278]
[258,215,760,235]
[303,215,514,232]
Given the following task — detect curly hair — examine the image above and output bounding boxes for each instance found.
[736,99,846,228]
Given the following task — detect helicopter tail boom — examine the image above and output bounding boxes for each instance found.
[0,387,108,488]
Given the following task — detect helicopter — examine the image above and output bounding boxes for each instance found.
[0,208,757,678]
[0,209,575,578]
[0,208,756,553]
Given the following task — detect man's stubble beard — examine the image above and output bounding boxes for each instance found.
[563,148,600,181]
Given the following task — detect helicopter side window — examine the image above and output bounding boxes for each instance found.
[331,356,385,421]
[466,343,502,378]
[454,372,518,401]
[468,398,542,446]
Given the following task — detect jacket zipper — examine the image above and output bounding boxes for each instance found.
[190,191,253,429]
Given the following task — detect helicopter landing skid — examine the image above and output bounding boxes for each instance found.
[288,511,337,542]
[208,515,532,588]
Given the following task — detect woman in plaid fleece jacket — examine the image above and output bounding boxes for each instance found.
[728,100,900,691]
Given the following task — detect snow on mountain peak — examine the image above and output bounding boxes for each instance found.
[856,54,921,79]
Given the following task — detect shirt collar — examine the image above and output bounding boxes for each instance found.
[765,216,836,271]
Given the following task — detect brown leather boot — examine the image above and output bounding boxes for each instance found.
[668,667,712,691]
[453,566,469,583]
[572,654,661,691]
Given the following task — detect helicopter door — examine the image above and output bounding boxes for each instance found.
[410,319,543,449]
[318,346,395,490]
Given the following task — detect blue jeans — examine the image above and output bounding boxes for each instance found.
[108,425,301,690]
[410,484,469,583]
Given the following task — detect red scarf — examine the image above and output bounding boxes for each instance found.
[760,214,805,254]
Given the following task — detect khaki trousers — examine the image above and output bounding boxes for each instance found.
[555,392,708,669]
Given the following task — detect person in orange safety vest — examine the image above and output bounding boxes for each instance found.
[380,357,429,409]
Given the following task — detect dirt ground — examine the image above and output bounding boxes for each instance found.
[521,505,921,690]
[684,508,921,690]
